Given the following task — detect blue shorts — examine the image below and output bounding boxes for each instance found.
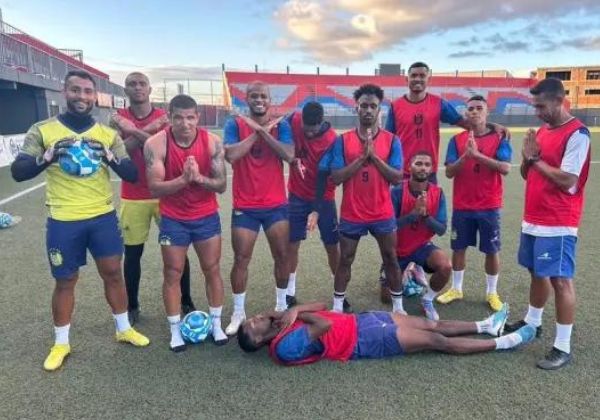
[451,210,501,254]
[398,242,439,273]
[352,312,403,359]
[518,233,577,278]
[159,212,221,247]
[231,205,288,232]
[46,211,123,280]
[288,194,339,245]
[339,217,397,240]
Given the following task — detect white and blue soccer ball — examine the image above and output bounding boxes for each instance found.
[0,212,14,228]
[180,311,212,344]
[58,140,102,177]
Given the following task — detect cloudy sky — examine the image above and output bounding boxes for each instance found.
[2,0,599,84]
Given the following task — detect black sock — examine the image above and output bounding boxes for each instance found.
[180,256,193,306]
[124,244,144,310]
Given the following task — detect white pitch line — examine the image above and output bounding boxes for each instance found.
[0,182,46,206]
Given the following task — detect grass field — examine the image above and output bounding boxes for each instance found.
[1,129,599,419]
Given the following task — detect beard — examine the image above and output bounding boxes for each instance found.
[66,100,93,116]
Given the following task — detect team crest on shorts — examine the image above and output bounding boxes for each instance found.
[451,230,458,241]
[159,235,172,246]
[48,248,63,267]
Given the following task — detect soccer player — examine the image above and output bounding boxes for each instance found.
[286,102,340,307]
[10,70,150,371]
[145,94,228,351]
[236,302,536,365]
[144,95,228,352]
[388,152,452,321]
[223,82,295,334]
[437,96,512,311]
[321,84,404,314]
[505,78,591,370]
[385,62,507,182]
[111,72,195,325]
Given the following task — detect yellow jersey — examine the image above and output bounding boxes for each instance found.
[21,116,128,221]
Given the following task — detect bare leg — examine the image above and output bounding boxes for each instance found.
[452,249,467,272]
[192,236,224,307]
[334,235,360,294]
[95,255,128,314]
[324,243,340,276]
[397,327,496,354]
[426,249,452,292]
[551,277,575,324]
[265,220,290,289]
[485,252,500,276]
[160,246,188,317]
[288,241,301,275]
[230,227,259,294]
[374,232,401,293]
[52,274,78,326]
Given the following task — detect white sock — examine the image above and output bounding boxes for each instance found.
[452,270,464,291]
[275,287,288,311]
[232,292,246,316]
[524,305,544,327]
[390,290,405,313]
[494,332,523,350]
[476,313,495,334]
[54,324,70,345]
[167,315,185,349]
[554,323,573,354]
[486,273,499,294]
[209,306,227,342]
[113,312,131,333]
[287,272,297,296]
[423,286,438,302]
[333,292,345,313]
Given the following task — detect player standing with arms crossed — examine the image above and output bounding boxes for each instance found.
[223,82,295,334]
[111,72,195,325]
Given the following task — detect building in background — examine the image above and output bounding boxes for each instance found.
[535,65,600,109]
[0,15,126,136]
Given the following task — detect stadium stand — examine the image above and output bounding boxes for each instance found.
[224,71,539,127]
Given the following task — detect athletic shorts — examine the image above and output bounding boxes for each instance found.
[46,210,123,280]
[518,233,577,279]
[288,193,338,245]
[339,217,396,240]
[351,311,404,359]
[231,205,288,232]
[397,242,439,273]
[451,209,501,254]
[118,199,160,245]
[159,212,221,247]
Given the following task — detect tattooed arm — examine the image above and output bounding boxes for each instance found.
[145,131,192,198]
[195,133,227,193]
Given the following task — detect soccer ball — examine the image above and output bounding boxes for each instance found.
[180,311,213,343]
[58,140,102,177]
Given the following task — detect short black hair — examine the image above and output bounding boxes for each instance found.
[408,62,430,72]
[237,325,260,353]
[169,94,198,113]
[468,95,487,103]
[353,83,384,102]
[302,101,324,125]
[530,78,565,99]
[64,70,96,87]
[411,150,433,162]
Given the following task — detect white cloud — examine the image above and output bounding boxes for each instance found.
[273,0,600,63]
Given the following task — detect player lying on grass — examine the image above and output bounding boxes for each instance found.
[237,302,536,365]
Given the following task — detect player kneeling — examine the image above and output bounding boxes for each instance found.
[381,152,451,320]
[237,302,535,365]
